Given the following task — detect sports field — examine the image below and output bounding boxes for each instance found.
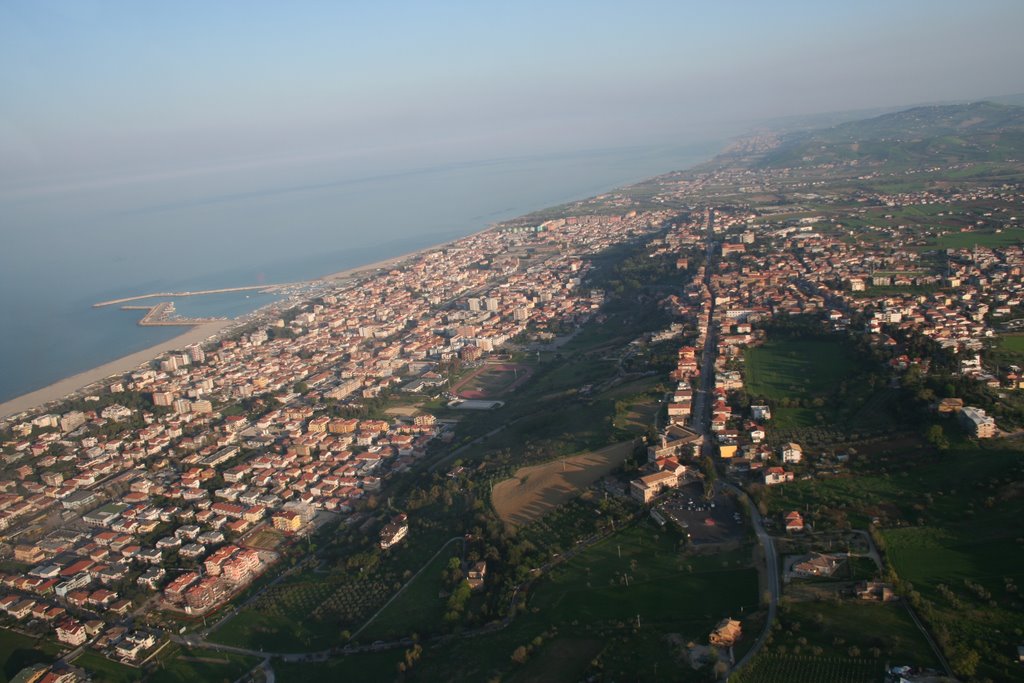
[452,363,533,399]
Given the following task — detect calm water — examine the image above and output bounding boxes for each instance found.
[0,142,719,402]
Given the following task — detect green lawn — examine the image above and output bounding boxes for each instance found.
[997,333,1024,354]
[745,338,858,401]
[72,651,141,683]
[934,227,1024,249]
[0,630,60,683]
[148,646,260,683]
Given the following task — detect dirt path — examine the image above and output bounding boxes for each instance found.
[491,441,635,527]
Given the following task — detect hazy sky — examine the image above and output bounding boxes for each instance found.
[2,0,1024,192]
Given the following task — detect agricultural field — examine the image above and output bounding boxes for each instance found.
[516,496,631,557]
[356,539,462,642]
[759,439,1024,680]
[491,440,635,527]
[212,570,396,652]
[506,638,604,683]
[732,655,881,683]
[609,376,664,435]
[529,524,758,633]
[278,524,759,682]
[934,226,1024,249]
[777,601,938,665]
[209,514,461,652]
[734,600,940,682]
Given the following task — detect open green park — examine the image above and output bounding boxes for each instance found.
[743,336,897,440]
[997,333,1024,355]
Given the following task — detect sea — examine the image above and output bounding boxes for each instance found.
[0,141,721,403]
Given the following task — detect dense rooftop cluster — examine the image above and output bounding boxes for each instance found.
[0,209,669,663]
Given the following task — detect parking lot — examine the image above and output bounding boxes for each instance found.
[657,482,746,545]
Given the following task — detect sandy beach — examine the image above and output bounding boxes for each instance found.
[1,224,497,422]
[0,321,232,421]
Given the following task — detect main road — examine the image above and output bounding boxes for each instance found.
[689,209,779,678]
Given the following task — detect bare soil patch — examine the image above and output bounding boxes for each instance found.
[491,441,634,527]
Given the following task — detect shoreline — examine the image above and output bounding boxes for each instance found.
[0,228,490,423]
[318,225,497,282]
[0,145,720,423]
[0,321,232,421]
[0,229,491,423]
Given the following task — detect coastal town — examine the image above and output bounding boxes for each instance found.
[1,102,1024,682]
[0,207,675,675]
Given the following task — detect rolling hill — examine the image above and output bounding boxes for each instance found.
[756,101,1024,169]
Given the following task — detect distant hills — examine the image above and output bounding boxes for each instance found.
[755,101,1024,169]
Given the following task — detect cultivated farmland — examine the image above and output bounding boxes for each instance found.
[491,440,635,527]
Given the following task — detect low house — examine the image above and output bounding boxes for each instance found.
[56,619,87,646]
[709,618,742,647]
[784,510,804,533]
[466,561,487,590]
[379,514,409,550]
[763,467,794,486]
[793,552,844,578]
[855,580,896,602]
[781,443,802,464]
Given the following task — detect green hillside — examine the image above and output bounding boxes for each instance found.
[758,101,1024,169]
